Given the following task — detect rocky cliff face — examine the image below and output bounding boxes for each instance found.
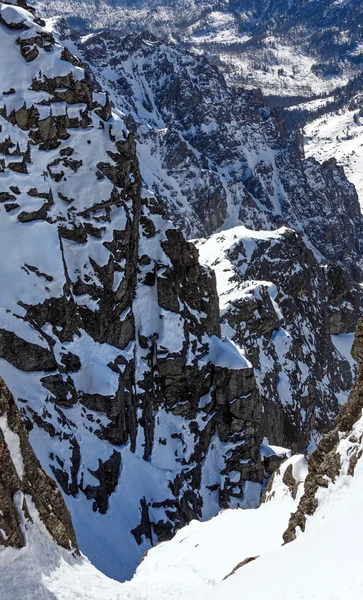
[61,29,363,276]
[197,227,359,453]
[0,0,264,581]
[284,313,363,543]
[0,376,77,551]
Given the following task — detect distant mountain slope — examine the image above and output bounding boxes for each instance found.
[304,90,363,207]
[56,27,363,272]
[33,0,363,95]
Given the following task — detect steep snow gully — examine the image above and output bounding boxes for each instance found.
[2,1,363,599]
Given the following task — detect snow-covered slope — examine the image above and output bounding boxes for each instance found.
[0,0,266,582]
[196,225,358,452]
[305,92,363,208]
[6,313,363,599]
[2,1,363,597]
[205,458,363,600]
[0,519,125,600]
[32,0,363,96]
[53,27,363,272]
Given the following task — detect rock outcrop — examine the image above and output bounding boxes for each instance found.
[197,226,359,452]
[284,314,363,543]
[0,377,78,550]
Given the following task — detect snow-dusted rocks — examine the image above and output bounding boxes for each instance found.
[196,226,358,452]
[58,28,363,276]
[0,1,264,581]
[0,376,77,550]
[284,313,363,543]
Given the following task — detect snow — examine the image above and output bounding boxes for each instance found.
[0,4,270,580]
[58,330,127,396]
[123,483,298,600]
[207,335,250,369]
[205,420,363,600]
[0,4,32,26]
[32,0,357,95]
[217,37,348,96]
[305,101,363,207]
[0,415,24,479]
[331,333,356,369]
[331,333,357,404]
[196,226,287,312]
[261,442,292,459]
[0,453,308,600]
[0,494,125,600]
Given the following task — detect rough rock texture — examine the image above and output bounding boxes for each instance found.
[44,23,363,455]
[197,227,360,452]
[0,2,263,580]
[284,315,363,543]
[57,28,363,278]
[32,0,363,95]
[0,377,78,550]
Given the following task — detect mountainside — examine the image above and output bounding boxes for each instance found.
[50,25,363,452]
[2,0,363,597]
[59,28,363,269]
[1,3,362,583]
[0,0,265,581]
[32,0,363,96]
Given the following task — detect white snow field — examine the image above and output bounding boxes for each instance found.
[4,420,363,600]
[0,454,307,600]
[205,410,363,600]
[305,97,363,207]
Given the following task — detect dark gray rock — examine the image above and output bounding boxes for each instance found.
[0,377,78,551]
[284,315,363,543]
